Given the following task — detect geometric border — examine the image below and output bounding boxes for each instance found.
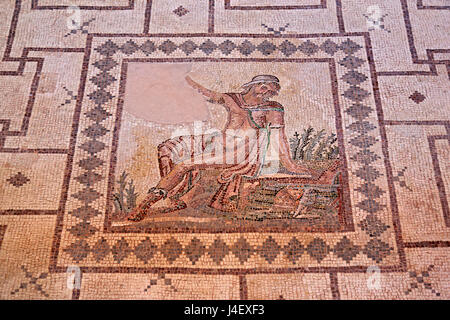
[384,121,450,229]
[378,0,450,78]
[428,132,450,227]
[31,0,135,10]
[49,32,405,272]
[224,0,327,10]
[417,0,450,10]
[0,0,447,300]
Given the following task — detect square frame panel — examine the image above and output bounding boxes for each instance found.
[50,33,405,274]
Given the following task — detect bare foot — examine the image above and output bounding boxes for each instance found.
[126,188,167,222]
[127,209,148,222]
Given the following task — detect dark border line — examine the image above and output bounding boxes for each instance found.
[428,134,450,227]
[49,35,93,270]
[49,264,410,274]
[417,0,450,10]
[224,0,327,10]
[329,272,340,299]
[31,0,135,10]
[364,33,408,269]
[239,275,248,299]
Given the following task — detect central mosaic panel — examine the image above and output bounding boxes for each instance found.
[55,34,400,271]
[110,59,349,234]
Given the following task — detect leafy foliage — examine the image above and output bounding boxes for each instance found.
[113,171,138,213]
[289,126,339,161]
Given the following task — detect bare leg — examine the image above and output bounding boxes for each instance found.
[156,163,194,191]
[126,163,192,221]
[127,162,232,221]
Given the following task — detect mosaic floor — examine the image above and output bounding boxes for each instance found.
[0,0,449,300]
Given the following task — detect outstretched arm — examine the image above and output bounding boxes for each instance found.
[185,75,224,103]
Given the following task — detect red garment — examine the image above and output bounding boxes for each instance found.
[157,93,284,211]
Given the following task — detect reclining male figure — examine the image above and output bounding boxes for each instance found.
[127,75,338,222]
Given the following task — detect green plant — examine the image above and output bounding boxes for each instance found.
[112,171,138,213]
[289,126,339,161]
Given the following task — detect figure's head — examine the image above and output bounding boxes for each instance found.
[241,75,281,100]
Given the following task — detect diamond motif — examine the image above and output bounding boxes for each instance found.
[64,240,90,263]
[179,40,197,55]
[339,55,364,69]
[208,239,229,265]
[82,124,109,139]
[320,39,339,55]
[343,86,370,102]
[349,134,378,148]
[354,165,381,181]
[363,239,392,263]
[357,199,384,213]
[85,106,112,123]
[237,40,256,56]
[7,172,30,187]
[69,205,101,220]
[306,238,330,263]
[93,57,118,72]
[91,237,110,262]
[355,182,385,199]
[78,156,104,171]
[95,40,119,56]
[341,71,367,85]
[134,237,157,264]
[159,40,177,55]
[278,40,297,57]
[74,170,103,186]
[345,103,373,120]
[87,89,114,106]
[257,40,276,56]
[90,72,117,89]
[120,40,139,55]
[358,213,390,237]
[339,38,362,54]
[298,40,319,56]
[140,40,157,56]
[184,238,206,265]
[79,139,106,154]
[218,40,236,55]
[173,5,189,17]
[409,91,426,104]
[257,236,281,264]
[351,150,380,165]
[333,236,360,263]
[72,187,101,204]
[111,237,132,263]
[160,237,183,263]
[68,221,98,238]
[346,121,376,134]
[231,237,254,264]
[283,238,304,264]
[198,39,217,55]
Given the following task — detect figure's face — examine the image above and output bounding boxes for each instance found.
[251,82,280,100]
